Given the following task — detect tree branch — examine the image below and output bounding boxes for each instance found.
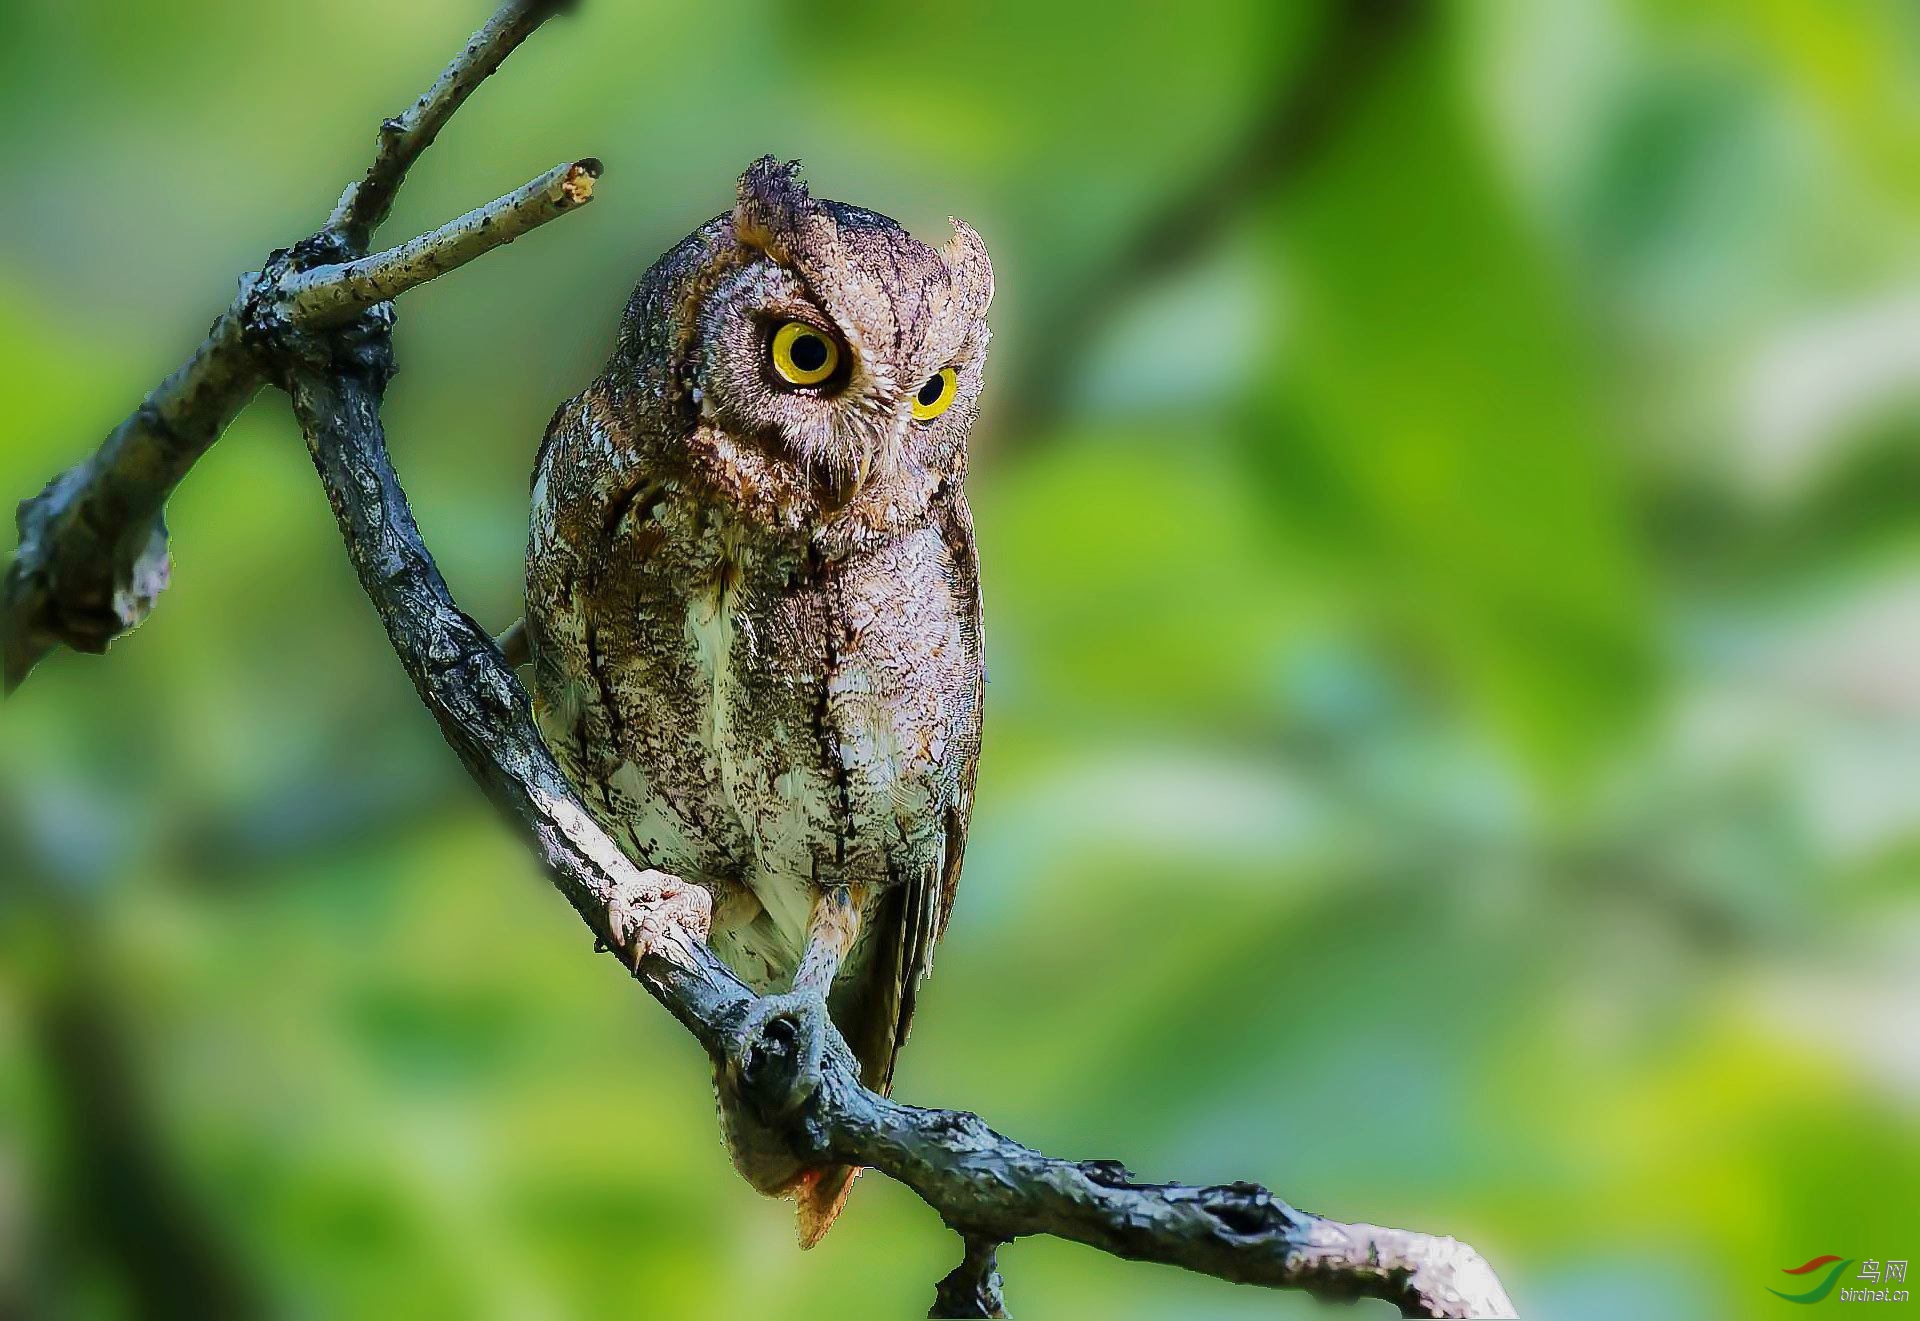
[273,309,1514,1319]
[285,160,602,326]
[0,0,575,693]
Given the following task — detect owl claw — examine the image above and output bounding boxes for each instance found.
[713,989,842,1199]
[733,989,831,1121]
[604,868,711,969]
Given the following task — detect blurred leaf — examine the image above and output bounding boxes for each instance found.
[1260,29,1657,787]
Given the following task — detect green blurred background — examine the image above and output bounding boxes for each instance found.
[3,1,1917,1317]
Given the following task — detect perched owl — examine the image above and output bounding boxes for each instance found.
[524,158,991,1245]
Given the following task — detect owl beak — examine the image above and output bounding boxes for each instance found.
[825,393,908,508]
[826,448,873,510]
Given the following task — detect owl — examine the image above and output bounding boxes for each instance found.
[524,157,991,1245]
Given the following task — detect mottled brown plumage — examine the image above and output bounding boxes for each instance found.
[524,158,991,1243]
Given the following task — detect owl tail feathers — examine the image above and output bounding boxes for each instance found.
[794,1164,861,1248]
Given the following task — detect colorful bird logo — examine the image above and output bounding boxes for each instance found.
[1769,1256,1853,1304]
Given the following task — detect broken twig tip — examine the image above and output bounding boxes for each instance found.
[561,159,602,206]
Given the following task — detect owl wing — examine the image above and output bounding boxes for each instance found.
[525,386,661,818]
[928,486,983,961]
[835,489,982,1097]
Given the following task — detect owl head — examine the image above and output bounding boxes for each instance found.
[610,158,993,527]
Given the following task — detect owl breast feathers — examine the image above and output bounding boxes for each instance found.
[524,157,991,1241]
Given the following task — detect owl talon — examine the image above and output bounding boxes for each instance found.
[733,990,830,1121]
[604,868,711,968]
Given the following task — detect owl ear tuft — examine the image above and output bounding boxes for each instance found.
[734,156,810,256]
[942,218,994,317]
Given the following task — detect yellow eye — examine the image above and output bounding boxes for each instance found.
[911,367,958,421]
[769,321,840,386]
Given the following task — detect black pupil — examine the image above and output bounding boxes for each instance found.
[789,333,829,373]
[917,374,945,407]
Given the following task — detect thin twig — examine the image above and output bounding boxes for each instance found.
[930,1235,1008,1319]
[285,160,601,325]
[493,617,531,669]
[328,0,576,250]
[280,309,1516,1319]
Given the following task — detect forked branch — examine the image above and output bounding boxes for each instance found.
[283,160,602,325]
[0,0,581,693]
[328,0,579,251]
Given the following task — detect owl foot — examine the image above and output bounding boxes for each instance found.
[714,989,842,1198]
[732,990,830,1121]
[602,868,711,968]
